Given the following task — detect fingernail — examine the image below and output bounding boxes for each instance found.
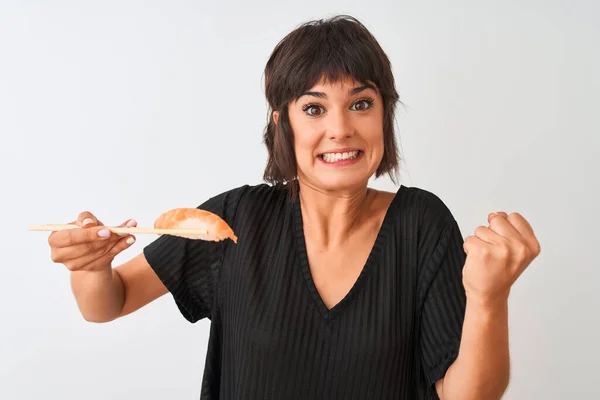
[98,228,111,237]
[126,236,135,245]
[82,218,94,226]
[118,219,137,236]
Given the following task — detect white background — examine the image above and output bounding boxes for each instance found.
[1,0,598,398]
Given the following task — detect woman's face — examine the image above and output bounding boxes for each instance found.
[280,76,385,194]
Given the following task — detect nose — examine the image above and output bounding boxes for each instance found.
[327,110,354,141]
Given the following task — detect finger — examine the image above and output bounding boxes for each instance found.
[72,235,137,271]
[49,224,113,248]
[463,234,493,256]
[473,225,504,245]
[487,212,523,240]
[50,217,137,250]
[63,235,137,271]
[506,212,535,238]
[77,211,103,227]
[506,213,541,255]
[51,233,122,262]
[488,211,508,223]
[116,218,137,237]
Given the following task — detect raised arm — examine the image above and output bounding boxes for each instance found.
[49,211,168,323]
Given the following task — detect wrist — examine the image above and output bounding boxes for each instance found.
[466,291,509,314]
[71,263,113,278]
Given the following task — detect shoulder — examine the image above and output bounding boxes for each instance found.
[200,183,289,220]
[201,183,285,205]
[393,184,463,259]
[233,183,289,210]
[393,184,457,230]
[398,186,467,303]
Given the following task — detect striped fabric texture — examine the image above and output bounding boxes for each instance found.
[143,183,467,400]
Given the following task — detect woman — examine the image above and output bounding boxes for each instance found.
[48,15,541,399]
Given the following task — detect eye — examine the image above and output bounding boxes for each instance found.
[350,97,375,111]
[302,104,324,117]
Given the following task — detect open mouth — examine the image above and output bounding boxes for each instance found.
[318,150,363,164]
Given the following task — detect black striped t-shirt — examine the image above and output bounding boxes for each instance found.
[143,183,467,400]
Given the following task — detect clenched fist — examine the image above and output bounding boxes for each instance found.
[463,211,541,305]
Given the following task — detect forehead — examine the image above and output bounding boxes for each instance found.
[307,75,372,91]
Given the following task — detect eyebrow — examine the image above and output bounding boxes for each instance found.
[297,83,377,101]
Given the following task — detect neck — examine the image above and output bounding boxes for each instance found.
[297,180,375,249]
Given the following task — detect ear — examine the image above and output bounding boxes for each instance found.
[273,110,279,125]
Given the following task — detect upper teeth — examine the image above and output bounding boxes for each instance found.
[322,151,359,163]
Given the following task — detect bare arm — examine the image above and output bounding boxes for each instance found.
[436,210,540,399]
[48,212,170,323]
[435,296,510,400]
[71,253,168,322]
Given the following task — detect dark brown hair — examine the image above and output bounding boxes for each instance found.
[262,15,401,198]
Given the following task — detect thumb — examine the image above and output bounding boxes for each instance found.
[77,211,103,227]
[116,218,137,236]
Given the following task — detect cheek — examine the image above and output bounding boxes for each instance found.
[295,138,321,168]
[292,122,321,158]
[359,123,385,152]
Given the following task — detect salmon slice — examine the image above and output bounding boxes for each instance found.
[153,208,237,243]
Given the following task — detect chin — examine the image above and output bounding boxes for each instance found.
[312,173,371,193]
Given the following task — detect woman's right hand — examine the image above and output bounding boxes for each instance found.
[48,211,138,272]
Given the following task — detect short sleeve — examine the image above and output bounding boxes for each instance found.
[143,185,248,323]
[418,216,467,396]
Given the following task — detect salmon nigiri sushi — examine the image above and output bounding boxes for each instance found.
[153,208,238,243]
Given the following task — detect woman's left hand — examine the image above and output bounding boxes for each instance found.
[462,211,541,306]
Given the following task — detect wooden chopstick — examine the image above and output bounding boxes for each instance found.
[28,224,208,236]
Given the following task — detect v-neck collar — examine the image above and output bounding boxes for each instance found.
[292,185,405,322]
